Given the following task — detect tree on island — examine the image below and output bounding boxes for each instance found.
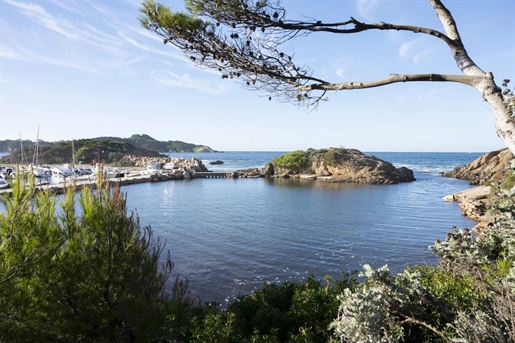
[139,0,515,154]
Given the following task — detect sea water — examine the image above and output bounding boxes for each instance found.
[118,151,483,304]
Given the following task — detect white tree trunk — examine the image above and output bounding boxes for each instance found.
[474,77,515,155]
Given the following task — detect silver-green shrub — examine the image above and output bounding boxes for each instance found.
[331,168,515,342]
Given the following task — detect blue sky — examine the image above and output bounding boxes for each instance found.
[1,0,514,152]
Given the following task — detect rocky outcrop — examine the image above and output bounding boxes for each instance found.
[443,186,493,234]
[441,148,515,234]
[440,148,514,185]
[261,148,415,184]
[120,155,209,172]
[227,168,262,178]
[195,146,217,153]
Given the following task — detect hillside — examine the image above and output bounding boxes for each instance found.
[0,134,215,154]
[0,139,163,165]
[93,134,216,153]
[0,134,217,165]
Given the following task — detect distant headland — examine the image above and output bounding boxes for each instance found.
[0,134,217,165]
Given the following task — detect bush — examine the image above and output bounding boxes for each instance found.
[331,170,515,343]
[0,174,193,342]
[272,151,309,169]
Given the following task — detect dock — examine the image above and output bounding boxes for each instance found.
[0,170,236,195]
[194,172,229,178]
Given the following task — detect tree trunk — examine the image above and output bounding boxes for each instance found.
[474,76,515,155]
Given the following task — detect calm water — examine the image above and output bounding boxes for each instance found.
[118,151,483,304]
[0,151,483,304]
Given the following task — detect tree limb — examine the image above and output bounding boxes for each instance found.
[300,73,478,91]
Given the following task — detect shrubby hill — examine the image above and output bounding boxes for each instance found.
[0,139,51,153]
[0,139,163,165]
[0,134,216,165]
[94,134,216,153]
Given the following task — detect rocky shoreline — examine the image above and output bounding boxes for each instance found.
[443,186,492,234]
[442,148,514,234]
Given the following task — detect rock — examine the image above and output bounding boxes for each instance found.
[228,168,262,178]
[195,146,216,153]
[261,148,415,184]
[444,185,493,235]
[209,160,224,165]
[440,148,514,185]
[261,163,274,176]
[121,155,209,172]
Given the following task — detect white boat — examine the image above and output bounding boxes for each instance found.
[0,178,9,189]
[163,162,178,170]
[143,164,161,175]
[33,166,51,178]
[0,167,13,179]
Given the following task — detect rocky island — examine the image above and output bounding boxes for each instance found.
[230,148,415,184]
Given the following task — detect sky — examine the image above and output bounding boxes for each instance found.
[1,0,514,152]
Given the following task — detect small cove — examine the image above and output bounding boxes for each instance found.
[123,151,481,304]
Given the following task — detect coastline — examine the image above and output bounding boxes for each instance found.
[0,166,176,195]
[444,185,492,233]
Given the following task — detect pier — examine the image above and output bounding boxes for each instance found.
[0,170,238,195]
[194,172,229,179]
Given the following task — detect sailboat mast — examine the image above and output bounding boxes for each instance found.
[33,125,39,165]
[72,140,76,165]
[20,133,26,165]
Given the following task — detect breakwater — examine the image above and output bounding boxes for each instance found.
[0,172,177,195]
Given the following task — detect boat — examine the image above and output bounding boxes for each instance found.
[0,167,14,179]
[163,162,178,170]
[0,178,9,189]
[143,164,161,175]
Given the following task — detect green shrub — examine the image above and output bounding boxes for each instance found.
[0,174,194,342]
[331,170,515,343]
[272,151,308,169]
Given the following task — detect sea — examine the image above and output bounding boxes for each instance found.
[0,151,485,304]
[124,151,481,304]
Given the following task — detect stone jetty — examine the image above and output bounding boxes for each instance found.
[121,155,209,172]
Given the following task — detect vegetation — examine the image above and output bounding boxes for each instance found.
[272,151,309,170]
[0,138,162,165]
[329,174,515,343]
[95,134,214,153]
[305,148,348,166]
[0,134,215,165]
[1,163,515,341]
[0,174,197,342]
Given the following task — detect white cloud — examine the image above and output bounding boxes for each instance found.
[398,37,434,64]
[0,46,22,60]
[5,0,78,39]
[152,70,231,95]
[357,0,378,20]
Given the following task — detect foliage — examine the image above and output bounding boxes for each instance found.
[85,134,212,153]
[0,134,213,164]
[272,151,309,170]
[305,148,348,166]
[502,79,515,118]
[0,174,195,342]
[0,138,163,165]
[330,168,515,343]
[183,272,358,343]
